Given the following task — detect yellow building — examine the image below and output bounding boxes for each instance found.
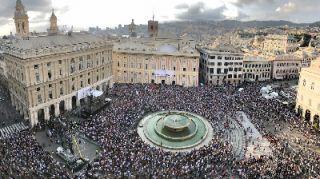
[113,38,199,87]
[2,0,113,126]
[296,58,320,127]
[262,34,299,55]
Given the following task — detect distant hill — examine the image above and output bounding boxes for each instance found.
[162,20,310,29]
[309,21,320,27]
[217,20,309,28]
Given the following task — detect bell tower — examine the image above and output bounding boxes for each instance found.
[14,0,29,38]
[148,14,158,37]
[48,9,58,35]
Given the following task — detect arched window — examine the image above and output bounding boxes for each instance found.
[303,79,306,86]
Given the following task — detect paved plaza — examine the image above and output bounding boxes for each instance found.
[0,82,319,178]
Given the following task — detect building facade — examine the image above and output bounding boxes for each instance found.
[271,55,302,80]
[4,33,113,126]
[296,59,320,127]
[243,55,272,82]
[200,46,244,86]
[262,34,299,55]
[113,38,199,87]
[3,3,113,126]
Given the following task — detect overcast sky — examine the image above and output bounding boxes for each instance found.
[0,0,320,35]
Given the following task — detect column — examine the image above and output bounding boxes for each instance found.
[31,111,38,127]
[23,110,28,120]
[65,98,72,111]
[55,103,60,117]
[44,107,50,121]
[109,78,113,88]
[19,105,24,115]
[76,98,80,107]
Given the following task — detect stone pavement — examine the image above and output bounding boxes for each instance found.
[237,112,273,159]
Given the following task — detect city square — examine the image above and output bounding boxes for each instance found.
[0,0,320,178]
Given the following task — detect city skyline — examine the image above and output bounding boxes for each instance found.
[0,0,320,35]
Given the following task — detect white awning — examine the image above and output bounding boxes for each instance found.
[90,90,103,97]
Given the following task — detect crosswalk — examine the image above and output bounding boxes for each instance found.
[0,122,29,140]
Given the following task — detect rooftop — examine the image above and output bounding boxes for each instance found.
[3,33,111,59]
[9,33,103,50]
[113,38,198,57]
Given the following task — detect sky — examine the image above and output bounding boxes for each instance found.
[0,0,320,35]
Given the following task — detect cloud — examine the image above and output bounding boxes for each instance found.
[232,0,275,7]
[275,2,296,13]
[176,2,227,21]
[0,0,53,19]
[175,3,189,9]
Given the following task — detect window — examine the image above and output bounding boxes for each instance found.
[60,81,63,84]
[193,68,196,72]
[48,72,52,80]
[118,62,120,67]
[58,60,62,64]
[59,69,62,75]
[88,78,91,84]
[37,94,42,103]
[47,62,51,67]
[35,73,40,82]
[60,87,63,95]
[145,64,148,69]
[173,67,176,71]
[80,81,83,87]
[183,68,186,71]
[36,87,40,91]
[49,84,52,88]
[303,79,306,86]
[34,65,39,69]
[311,82,315,90]
[49,91,53,99]
[72,84,75,91]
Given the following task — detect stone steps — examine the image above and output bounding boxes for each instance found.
[0,122,29,140]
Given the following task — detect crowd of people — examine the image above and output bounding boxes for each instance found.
[0,82,319,178]
[0,130,71,178]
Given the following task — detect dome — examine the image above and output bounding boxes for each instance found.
[158,44,177,53]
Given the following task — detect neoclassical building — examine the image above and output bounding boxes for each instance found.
[296,59,320,127]
[199,45,244,86]
[113,38,199,87]
[2,1,113,126]
[271,55,302,80]
[243,55,272,82]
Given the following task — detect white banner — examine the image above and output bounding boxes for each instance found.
[154,70,175,77]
